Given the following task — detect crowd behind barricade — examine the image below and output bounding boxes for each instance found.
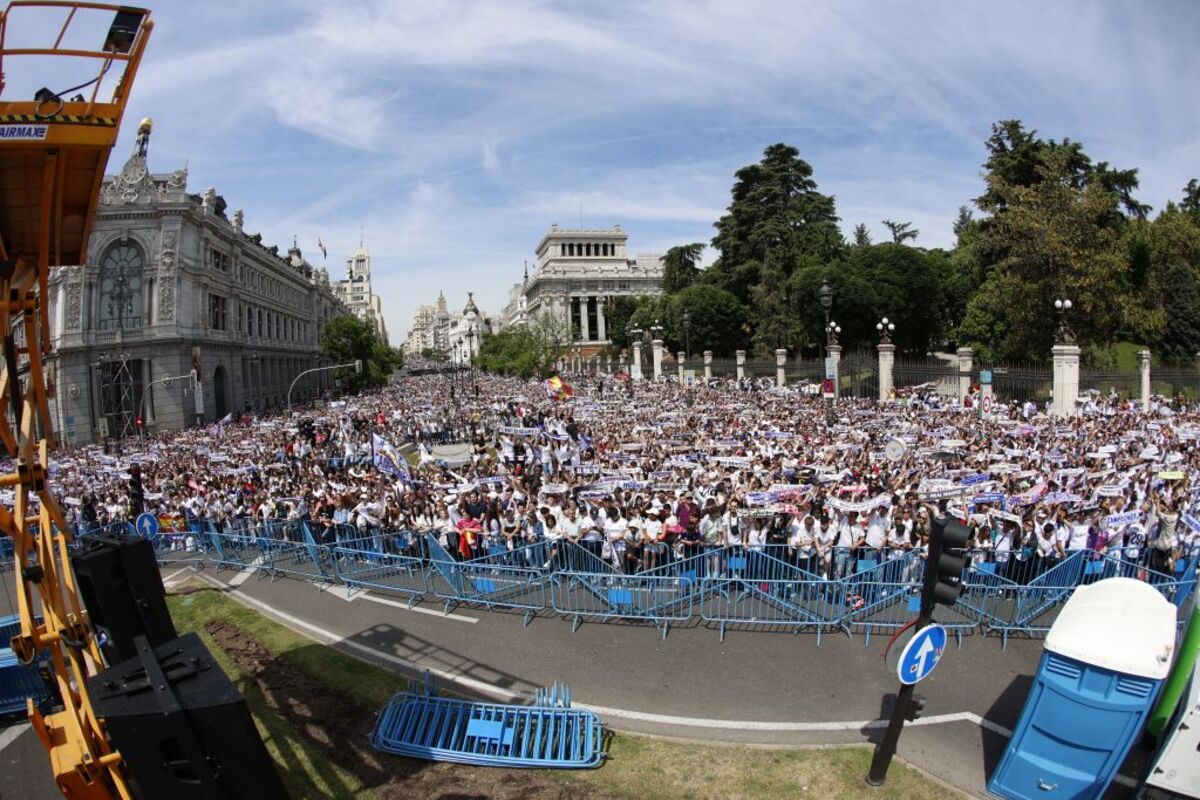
[25,370,1200,586]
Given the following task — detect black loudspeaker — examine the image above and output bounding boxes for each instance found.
[88,633,289,800]
[70,534,176,664]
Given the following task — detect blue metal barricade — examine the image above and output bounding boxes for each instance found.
[206,526,271,575]
[841,552,929,647]
[988,551,1088,647]
[332,536,427,603]
[549,570,694,638]
[260,522,334,583]
[371,684,603,769]
[424,535,549,625]
[0,614,52,716]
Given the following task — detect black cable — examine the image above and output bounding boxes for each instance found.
[54,58,112,100]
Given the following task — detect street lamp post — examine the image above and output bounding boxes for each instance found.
[818,281,833,359]
[1054,298,1075,345]
[824,315,841,427]
[288,360,361,413]
[135,371,191,436]
[876,317,894,344]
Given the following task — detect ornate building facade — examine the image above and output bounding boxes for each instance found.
[333,244,388,344]
[47,125,348,443]
[521,225,663,345]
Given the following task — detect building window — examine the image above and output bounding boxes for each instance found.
[209,294,227,331]
[208,247,230,271]
[97,242,144,330]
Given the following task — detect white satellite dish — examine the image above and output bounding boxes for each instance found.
[885,438,907,462]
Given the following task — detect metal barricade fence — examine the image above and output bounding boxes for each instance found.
[423,534,550,625]
[332,534,427,604]
[842,552,929,646]
[550,570,694,638]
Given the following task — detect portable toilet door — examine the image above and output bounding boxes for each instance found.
[988,577,1177,800]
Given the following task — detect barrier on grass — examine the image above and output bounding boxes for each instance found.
[371,676,603,769]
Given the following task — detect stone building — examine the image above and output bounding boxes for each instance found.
[521,225,663,346]
[333,243,388,344]
[47,125,348,444]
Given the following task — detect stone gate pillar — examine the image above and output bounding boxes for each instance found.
[651,339,664,380]
[735,350,746,380]
[1139,350,1151,412]
[1052,344,1081,418]
[631,341,643,380]
[956,347,973,404]
[877,342,895,402]
[775,349,787,387]
[703,350,713,381]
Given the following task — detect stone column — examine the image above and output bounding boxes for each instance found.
[775,348,787,387]
[651,339,664,379]
[677,351,686,382]
[579,297,590,341]
[1139,349,1151,412]
[735,350,746,380]
[956,346,973,405]
[703,350,713,381]
[632,342,643,380]
[828,344,842,398]
[1052,344,1081,418]
[877,342,895,402]
[596,299,607,342]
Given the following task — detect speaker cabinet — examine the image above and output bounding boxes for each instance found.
[70,533,176,664]
[88,633,288,800]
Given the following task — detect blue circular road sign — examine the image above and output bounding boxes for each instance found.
[135,512,159,540]
[897,623,947,685]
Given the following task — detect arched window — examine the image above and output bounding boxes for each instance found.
[97,242,144,330]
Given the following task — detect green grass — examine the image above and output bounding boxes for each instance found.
[167,585,954,800]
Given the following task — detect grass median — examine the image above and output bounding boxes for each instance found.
[167,584,953,799]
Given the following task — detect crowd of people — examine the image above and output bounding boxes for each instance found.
[32,368,1200,585]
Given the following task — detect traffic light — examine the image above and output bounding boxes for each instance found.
[906,693,927,721]
[128,463,144,517]
[922,515,970,608]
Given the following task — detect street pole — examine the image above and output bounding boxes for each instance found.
[136,372,191,436]
[287,360,361,413]
[866,604,934,786]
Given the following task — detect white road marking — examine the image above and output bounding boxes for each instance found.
[339,590,477,623]
[161,567,194,588]
[196,573,514,700]
[228,556,266,586]
[0,723,29,753]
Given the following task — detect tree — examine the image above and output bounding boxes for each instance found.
[1181,179,1200,218]
[706,143,843,305]
[952,206,974,242]
[671,284,750,356]
[661,243,705,293]
[852,223,872,247]
[882,220,919,244]
[474,328,543,378]
[961,148,1147,362]
[320,314,401,390]
[1146,260,1200,365]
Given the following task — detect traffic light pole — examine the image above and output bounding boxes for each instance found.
[866,602,934,786]
[867,512,968,787]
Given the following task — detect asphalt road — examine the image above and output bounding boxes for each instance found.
[0,563,1150,798]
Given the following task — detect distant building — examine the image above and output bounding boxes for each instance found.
[520,225,663,344]
[333,244,388,344]
[47,124,347,443]
[403,291,450,357]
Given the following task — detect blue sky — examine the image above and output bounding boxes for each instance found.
[5,1,1198,343]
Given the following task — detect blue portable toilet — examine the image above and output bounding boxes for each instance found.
[988,577,1177,800]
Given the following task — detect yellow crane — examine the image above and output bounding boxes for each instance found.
[0,3,153,797]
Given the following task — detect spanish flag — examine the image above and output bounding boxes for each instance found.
[544,375,573,402]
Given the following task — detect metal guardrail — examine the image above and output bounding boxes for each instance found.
[181,526,1198,645]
